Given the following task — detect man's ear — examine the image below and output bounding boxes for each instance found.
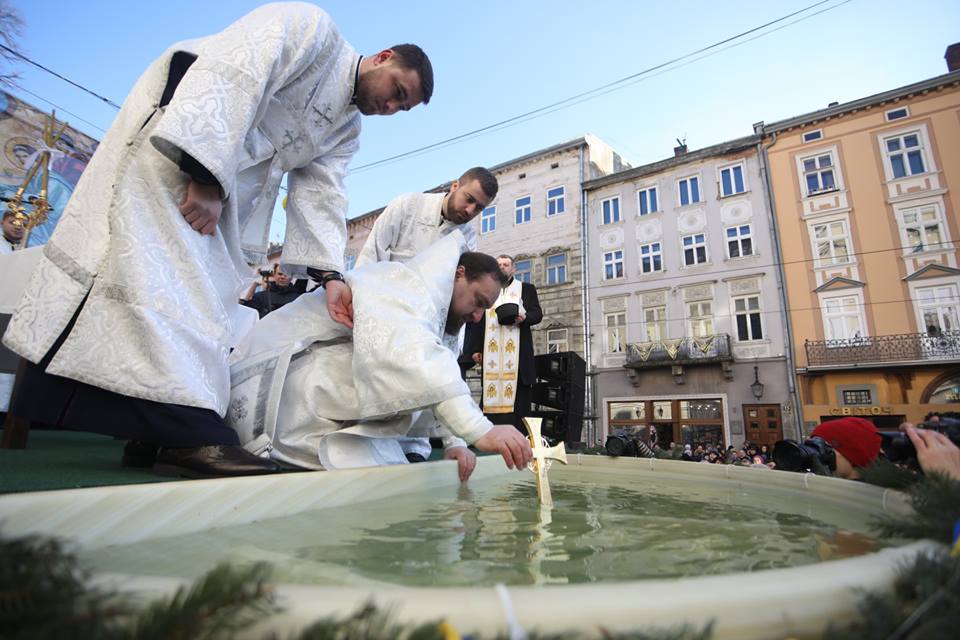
[455,265,466,279]
[373,49,395,66]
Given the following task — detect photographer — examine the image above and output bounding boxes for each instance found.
[773,417,881,479]
[242,265,305,318]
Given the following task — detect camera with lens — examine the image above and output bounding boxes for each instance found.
[605,427,654,458]
[258,268,274,278]
[878,417,960,465]
[772,436,836,473]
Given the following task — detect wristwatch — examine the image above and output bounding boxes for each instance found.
[319,271,345,289]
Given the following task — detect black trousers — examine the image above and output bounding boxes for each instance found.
[9,300,239,448]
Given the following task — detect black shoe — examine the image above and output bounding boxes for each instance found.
[153,445,281,479]
[121,441,160,468]
[405,452,427,463]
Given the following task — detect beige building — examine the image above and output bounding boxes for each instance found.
[756,65,960,432]
[346,135,628,362]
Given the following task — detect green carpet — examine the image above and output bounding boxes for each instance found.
[0,430,169,493]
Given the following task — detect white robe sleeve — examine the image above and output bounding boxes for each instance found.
[281,124,360,275]
[432,394,492,444]
[355,194,405,268]
[149,4,334,199]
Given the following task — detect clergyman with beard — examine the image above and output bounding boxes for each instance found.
[2,3,435,479]
[225,232,533,481]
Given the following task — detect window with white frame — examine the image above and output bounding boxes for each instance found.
[916,285,960,334]
[687,301,714,338]
[514,259,532,283]
[344,254,357,271]
[547,328,569,353]
[601,197,621,224]
[605,310,627,353]
[643,305,667,342]
[885,107,909,121]
[733,295,763,341]
[547,186,565,216]
[726,224,753,258]
[481,206,496,234]
[637,186,658,216]
[546,253,567,284]
[515,196,532,224]
[603,250,624,280]
[822,295,865,342]
[812,220,851,265]
[884,132,927,178]
[678,176,701,206]
[802,130,823,143]
[682,233,707,266]
[899,203,946,253]
[719,163,746,197]
[801,153,837,196]
[639,242,663,274]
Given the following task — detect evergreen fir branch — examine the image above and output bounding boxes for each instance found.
[290,602,441,640]
[857,459,921,490]
[824,550,960,640]
[872,472,960,544]
[0,536,130,640]
[129,562,277,640]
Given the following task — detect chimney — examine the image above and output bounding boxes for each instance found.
[946,42,960,72]
[673,138,687,157]
[827,101,839,107]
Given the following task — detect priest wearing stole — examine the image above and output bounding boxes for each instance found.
[466,255,543,430]
[356,166,498,464]
[2,3,434,477]
[226,232,533,479]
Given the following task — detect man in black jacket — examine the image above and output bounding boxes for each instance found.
[466,255,542,431]
[243,266,306,318]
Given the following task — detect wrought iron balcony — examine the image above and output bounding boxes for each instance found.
[805,331,960,368]
[624,334,733,369]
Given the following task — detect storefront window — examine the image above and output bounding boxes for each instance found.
[609,402,645,421]
[681,424,723,448]
[680,399,722,420]
[652,401,672,420]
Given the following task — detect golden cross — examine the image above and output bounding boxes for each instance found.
[523,417,567,507]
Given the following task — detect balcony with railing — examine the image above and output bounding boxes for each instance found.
[805,331,960,368]
[624,334,733,370]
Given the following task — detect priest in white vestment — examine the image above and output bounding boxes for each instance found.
[227,232,533,478]
[355,166,498,463]
[2,3,435,478]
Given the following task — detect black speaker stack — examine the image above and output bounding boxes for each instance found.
[529,351,586,446]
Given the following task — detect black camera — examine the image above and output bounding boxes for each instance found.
[878,417,960,464]
[605,428,654,458]
[772,436,836,473]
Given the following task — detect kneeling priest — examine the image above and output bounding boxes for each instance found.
[226,232,532,479]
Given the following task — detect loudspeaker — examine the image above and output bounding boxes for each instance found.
[532,380,585,415]
[535,351,586,386]
[529,410,583,445]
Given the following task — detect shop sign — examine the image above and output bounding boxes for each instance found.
[828,406,893,416]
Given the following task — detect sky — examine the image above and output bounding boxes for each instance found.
[7,0,960,243]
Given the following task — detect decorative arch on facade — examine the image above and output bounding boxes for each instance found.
[920,369,960,404]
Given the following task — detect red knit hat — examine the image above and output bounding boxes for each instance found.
[810,417,882,468]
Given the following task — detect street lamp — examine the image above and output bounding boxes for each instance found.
[750,365,764,400]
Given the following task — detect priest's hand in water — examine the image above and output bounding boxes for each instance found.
[325,279,354,329]
[444,446,477,482]
[474,425,534,471]
[179,180,222,236]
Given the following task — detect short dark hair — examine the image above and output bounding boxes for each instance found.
[389,44,433,104]
[459,252,509,286]
[497,254,513,264]
[458,167,498,199]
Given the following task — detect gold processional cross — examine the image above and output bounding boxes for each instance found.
[522,417,567,507]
